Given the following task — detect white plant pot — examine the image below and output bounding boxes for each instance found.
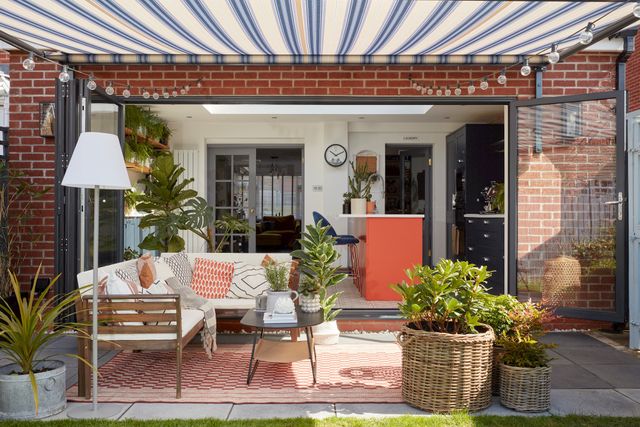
[300,294,321,313]
[312,320,340,345]
[266,290,298,313]
[350,198,366,215]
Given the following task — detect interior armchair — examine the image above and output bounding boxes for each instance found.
[256,215,301,252]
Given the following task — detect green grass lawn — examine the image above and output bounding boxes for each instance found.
[2,415,640,427]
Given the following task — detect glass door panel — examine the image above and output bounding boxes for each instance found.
[208,148,256,252]
[513,92,625,321]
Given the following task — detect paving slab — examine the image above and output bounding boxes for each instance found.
[227,403,335,420]
[42,402,132,420]
[547,350,572,365]
[121,403,232,420]
[549,389,640,416]
[335,403,428,418]
[553,346,640,365]
[616,389,640,404]
[580,364,640,388]
[541,332,608,348]
[550,363,613,389]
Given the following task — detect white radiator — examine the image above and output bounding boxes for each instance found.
[173,149,207,252]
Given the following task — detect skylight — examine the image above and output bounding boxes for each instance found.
[202,105,432,115]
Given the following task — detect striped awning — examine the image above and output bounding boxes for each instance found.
[0,1,637,65]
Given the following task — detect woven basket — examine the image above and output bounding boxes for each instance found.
[398,325,494,413]
[491,346,506,396]
[542,256,581,306]
[499,364,551,412]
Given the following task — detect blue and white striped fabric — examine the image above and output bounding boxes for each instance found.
[0,1,636,64]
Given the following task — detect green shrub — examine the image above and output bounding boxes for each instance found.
[500,337,551,368]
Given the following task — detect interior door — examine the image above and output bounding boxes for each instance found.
[207,147,256,252]
[509,90,626,322]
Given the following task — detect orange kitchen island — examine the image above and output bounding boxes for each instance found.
[340,214,424,301]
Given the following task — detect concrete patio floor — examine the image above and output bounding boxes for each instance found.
[7,331,640,420]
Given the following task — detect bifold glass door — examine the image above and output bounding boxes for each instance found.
[511,91,626,322]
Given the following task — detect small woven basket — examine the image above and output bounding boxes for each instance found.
[499,364,551,412]
[542,256,581,306]
[398,324,494,413]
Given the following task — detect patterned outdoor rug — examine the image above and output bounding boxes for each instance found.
[67,343,402,403]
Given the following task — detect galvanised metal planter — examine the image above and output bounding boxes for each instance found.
[0,360,66,420]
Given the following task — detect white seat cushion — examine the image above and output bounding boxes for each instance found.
[97,309,203,341]
[209,298,256,310]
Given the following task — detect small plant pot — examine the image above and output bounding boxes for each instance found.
[299,294,321,313]
[366,201,376,214]
[499,363,551,412]
[350,198,366,215]
[342,201,351,214]
[312,320,340,345]
[0,360,66,420]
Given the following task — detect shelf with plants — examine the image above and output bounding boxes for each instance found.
[125,161,151,175]
[124,105,172,173]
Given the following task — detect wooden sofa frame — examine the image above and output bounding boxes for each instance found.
[76,294,204,399]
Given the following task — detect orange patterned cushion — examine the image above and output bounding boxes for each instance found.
[190,258,235,299]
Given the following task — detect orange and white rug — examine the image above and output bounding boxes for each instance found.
[67,343,403,403]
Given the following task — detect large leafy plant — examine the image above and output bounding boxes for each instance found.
[0,268,90,413]
[393,259,492,334]
[292,220,347,321]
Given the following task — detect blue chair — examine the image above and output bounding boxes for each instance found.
[312,212,361,292]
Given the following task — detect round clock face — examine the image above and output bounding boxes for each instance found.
[324,144,347,167]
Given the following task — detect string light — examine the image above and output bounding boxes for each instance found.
[86,74,97,90]
[105,81,115,95]
[58,65,70,83]
[520,59,531,76]
[152,90,160,100]
[548,43,560,64]
[163,88,170,98]
[196,78,203,88]
[421,86,427,95]
[436,86,442,96]
[142,88,150,99]
[454,84,462,96]
[468,81,476,94]
[180,86,187,95]
[445,86,451,96]
[579,22,595,45]
[172,87,178,97]
[497,69,507,85]
[22,52,35,71]
[480,77,489,90]
[122,85,131,98]
[427,86,433,95]
[634,2,640,18]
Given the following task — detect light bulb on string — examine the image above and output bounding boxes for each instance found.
[454,84,462,96]
[547,43,560,64]
[122,85,131,98]
[86,74,97,91]
[22,52,35,71]
[152,90,160,100]
[520,59,531,76]
[579,22,595,45]
[196,79,203,88]
[421,87,427,95]
[105,81,115,96]
[142,88,150,99]
[163,88,170,98]
[480,78,489,91]
[180,86,187,95]
[634,2,640,18]
[58,65,70,83]
[497,70,507,85]
[468,81,476,94]
[185,84,191,92]
[445,86,451,96]
[172,87,178,97]
[436,86,442,96]
[427,86,433,95]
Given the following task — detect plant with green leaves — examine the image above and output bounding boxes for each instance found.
[393,259,492,334]
[212,214,253,253]
[347,161,373,200]
[500,336,551,369]
[0,267,90,414]
[136,153,214,252]
[292,220,347,321]
[477,294,520,337]
[264,260,289,292]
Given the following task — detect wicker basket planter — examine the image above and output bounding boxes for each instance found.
[398,324,494,413]
[499,363,551,412]
[542,256,581,306]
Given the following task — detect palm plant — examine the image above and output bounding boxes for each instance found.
[0,267,90,413]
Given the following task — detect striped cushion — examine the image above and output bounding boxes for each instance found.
[227,262,269,299]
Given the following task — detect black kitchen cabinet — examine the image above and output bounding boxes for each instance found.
[464,215,504,294]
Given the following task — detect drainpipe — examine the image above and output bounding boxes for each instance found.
[616,30,636,92]
[533,67,545,153]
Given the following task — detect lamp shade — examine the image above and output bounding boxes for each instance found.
[61,132,131,189]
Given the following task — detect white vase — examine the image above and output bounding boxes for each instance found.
[350,198,366,215]
[266,290,298,313]
[312,320,340,345]
[300,294,321,313]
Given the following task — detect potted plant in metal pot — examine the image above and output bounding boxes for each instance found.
[0,269,89,419]
[393,259,495,413]
[264,260,298,314]
[498,301,553,412]
[292,220,347,344]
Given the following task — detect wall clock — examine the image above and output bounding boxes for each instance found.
[324,144,347,167]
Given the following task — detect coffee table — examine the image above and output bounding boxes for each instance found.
[240,307,324,384]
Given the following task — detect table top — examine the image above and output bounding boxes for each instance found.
[240,307,325,329]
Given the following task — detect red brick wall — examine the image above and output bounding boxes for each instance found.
[0,51,9,63]
[6,51,620,305]
[627,32,640,112]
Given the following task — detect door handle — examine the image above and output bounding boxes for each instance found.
[249,208,256,215]
[603,192,625,221]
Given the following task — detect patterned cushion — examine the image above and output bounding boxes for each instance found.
[164,252,193,288]
[190,258,235,299]
[140,279,171,295]
[115,263,142,292]
[137,253,157,289]
[227,262,269,299]
[113,268,142,294]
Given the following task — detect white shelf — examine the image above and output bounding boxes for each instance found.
[464,213,505,218]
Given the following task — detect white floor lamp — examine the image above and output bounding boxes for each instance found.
[61,132,131,419]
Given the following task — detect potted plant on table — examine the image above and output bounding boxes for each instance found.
[292,220,347,344]
[264,259,298,314]
[0,269,89,419]
[393,259,495,413]
[347,161,372,215]
[498,301,553,412]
